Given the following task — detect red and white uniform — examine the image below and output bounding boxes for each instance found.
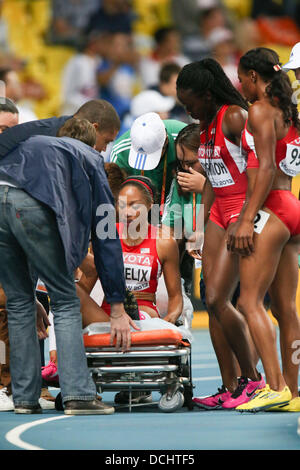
[242,122,300,236]
[198,104,247,229]
[242,120,300,174]
[101,223,162,315]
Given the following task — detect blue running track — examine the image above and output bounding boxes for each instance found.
[0,330,299,450]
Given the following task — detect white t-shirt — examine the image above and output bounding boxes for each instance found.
[60,53,100,115]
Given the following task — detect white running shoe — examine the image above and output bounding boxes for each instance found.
[39,397,55,410]
[0,387,14,411]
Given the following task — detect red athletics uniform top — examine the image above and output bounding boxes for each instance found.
[198,104,248,197]
[101,223,162,314]
[242,121,300,236]
[242,120,300,176]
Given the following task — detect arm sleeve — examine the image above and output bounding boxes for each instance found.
[89,158,126,304]
[0,116,71,158]
[109,131,131,169]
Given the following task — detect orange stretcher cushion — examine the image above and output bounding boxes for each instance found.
[84,329,184,348]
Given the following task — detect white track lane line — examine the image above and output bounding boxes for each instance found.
[5,415,72,450]
[192,376,221,382]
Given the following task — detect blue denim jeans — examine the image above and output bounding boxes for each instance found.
[0,186,96,405]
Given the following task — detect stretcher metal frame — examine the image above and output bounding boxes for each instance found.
[85,339,194,413]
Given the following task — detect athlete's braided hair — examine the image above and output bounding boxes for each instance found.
[239,47,300,131]
[176,58,248,111]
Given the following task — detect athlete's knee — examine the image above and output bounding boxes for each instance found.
[205,286,226,318]
[271,300,298,324]
[237,292,266,319]
[236,293,253,318]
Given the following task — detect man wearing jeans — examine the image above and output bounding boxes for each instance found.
[0,118,136,415]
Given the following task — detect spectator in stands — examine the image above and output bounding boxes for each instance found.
[0,0,25,70]
[171,0,204,40]
[182,4,229,62]
[151,62,190,123]
[49,0,100,47]
[208,27,240,90]
[85,0,135,36]
[0,68,37,123]
[61,31,106,115]
[251,0,289,18]
[139,26,189,89]
[120,89,175,135]
[234,18,263,56]
[97,32,139,119]
[282,42,300,80]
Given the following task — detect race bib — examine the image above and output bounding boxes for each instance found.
[123,252,153,291]
[198,145,235,188]
[279,138,300,176]
[253,210,270,234]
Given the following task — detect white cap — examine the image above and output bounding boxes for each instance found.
[129,112,167,171]
[282,42,300,70]
[130,90,175,118]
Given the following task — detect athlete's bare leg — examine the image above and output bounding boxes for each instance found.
[138,305,160,318]
[268,234,300,397]
[203,220,259,392]
[238,210,291,392]
[76,284,110,328]
[209,314,241,390]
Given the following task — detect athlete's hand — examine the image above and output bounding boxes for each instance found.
[164,311,181,324]
[186,233,203,260]
[231,219,255,256]
[110,303,140,352]
[177,168,206,194]
[226,221,239,252]
[187,248,202,260]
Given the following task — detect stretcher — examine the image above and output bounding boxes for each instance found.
[83,324,194,413]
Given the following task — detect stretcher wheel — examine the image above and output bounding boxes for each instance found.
[158,391,185,413]
[55,392,64,411]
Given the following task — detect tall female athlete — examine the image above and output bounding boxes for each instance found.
[229,47,300,412]
[176,59,263,410]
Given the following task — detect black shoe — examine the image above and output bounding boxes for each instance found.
[14,403,43,414]
[114,390,152,405]
[64,398,115,415]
